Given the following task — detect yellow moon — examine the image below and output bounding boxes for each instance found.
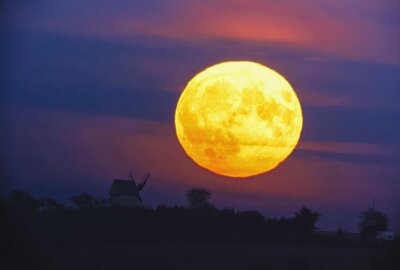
[175,61,303,178]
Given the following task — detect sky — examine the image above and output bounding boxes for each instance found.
[1,0,400,232]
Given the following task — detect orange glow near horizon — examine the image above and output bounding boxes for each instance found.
[175,61,303,178]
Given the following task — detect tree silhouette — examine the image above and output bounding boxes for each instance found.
[187,188,212,208]
[293,207,321,234]
[39,198,63,212]
[9,190,39,214]
[358,208,388,239]
[70,193,94,209]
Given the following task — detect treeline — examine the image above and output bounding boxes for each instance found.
[1,189,325,245]
[1,189,392,246]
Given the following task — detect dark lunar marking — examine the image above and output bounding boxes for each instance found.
[282,109,294,125]
[242,88,265,106]
[274,128,283,137]
[257,99,280,123]
[282,90,292,103]
[204,148,216,159]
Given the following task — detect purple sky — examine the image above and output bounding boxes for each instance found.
[2,0,400,232]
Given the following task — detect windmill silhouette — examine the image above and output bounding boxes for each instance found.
[109,172,150,207]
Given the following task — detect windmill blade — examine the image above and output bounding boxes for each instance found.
[141,172,150,183]
[129,172,137,184]
[137,195,143,206]
[138,173,150,191]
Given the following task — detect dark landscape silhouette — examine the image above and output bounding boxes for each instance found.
[1,188,399,270]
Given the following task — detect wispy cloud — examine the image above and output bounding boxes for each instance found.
[298,141,400,157]
[300,92,349,107]
[6,0,400,64]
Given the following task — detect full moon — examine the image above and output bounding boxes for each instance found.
[175,61,303,178]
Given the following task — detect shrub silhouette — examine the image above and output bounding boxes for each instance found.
[39,198,64,212]
[70,193,94,209]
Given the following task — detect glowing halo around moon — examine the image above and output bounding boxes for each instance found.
[174,61,303,178]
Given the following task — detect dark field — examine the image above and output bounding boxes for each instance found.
[32,242,398,270]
